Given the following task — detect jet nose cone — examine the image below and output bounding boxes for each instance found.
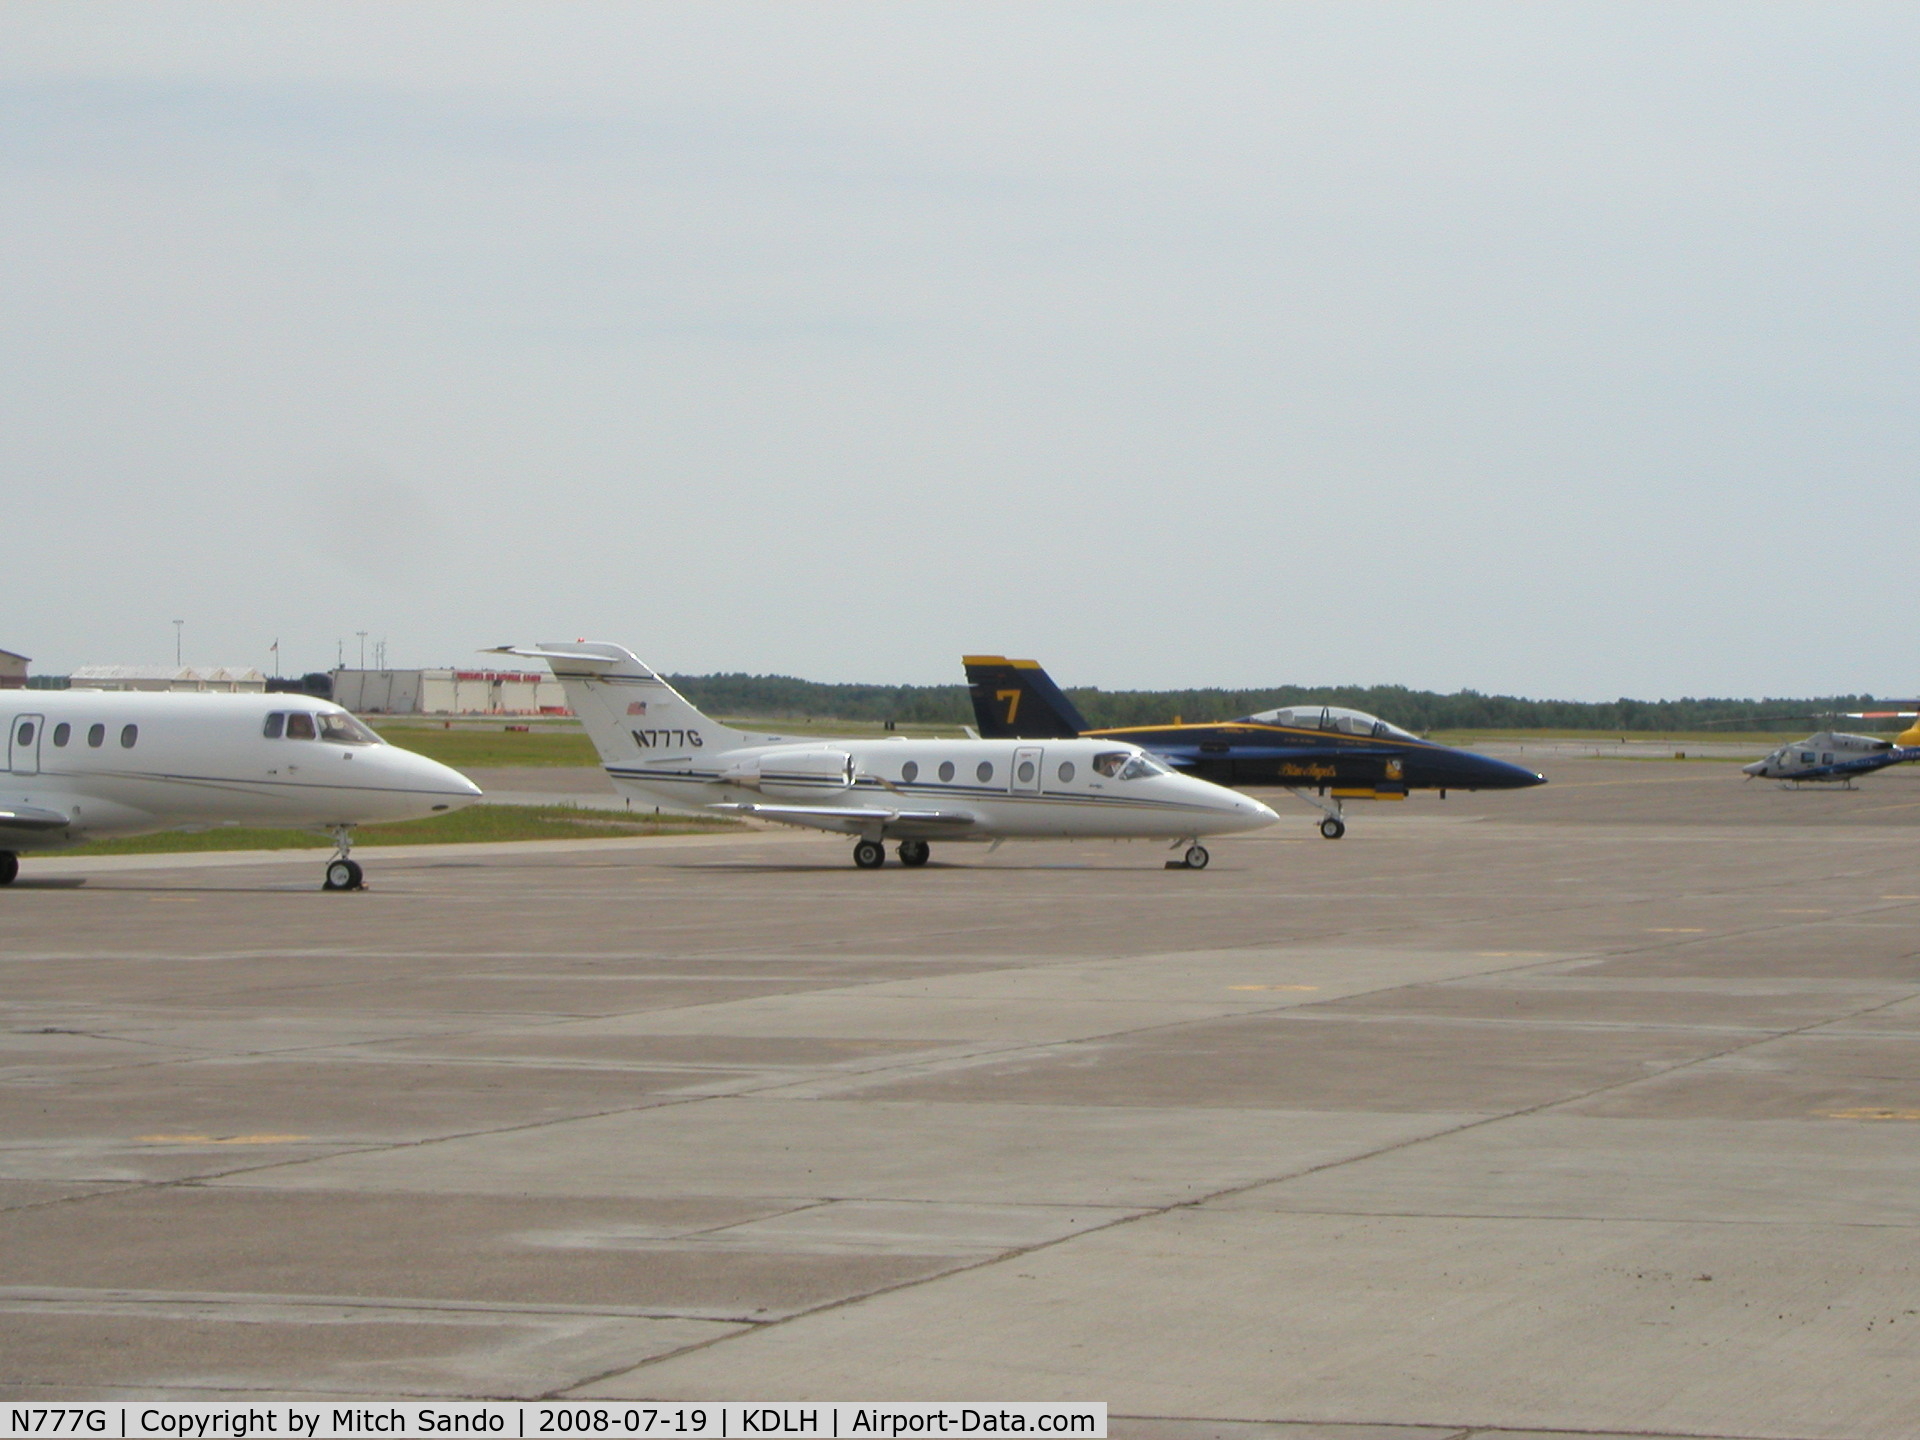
[1491,756,1547,787]
[414,754,483,802]
[1425,752,1546,789]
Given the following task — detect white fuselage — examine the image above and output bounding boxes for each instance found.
[610,735,1276,840]
[1,691,482,851]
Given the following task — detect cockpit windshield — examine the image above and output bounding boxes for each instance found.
[1093,750,1169,781]
[1242,704,1419,742]
[317,711,382,745]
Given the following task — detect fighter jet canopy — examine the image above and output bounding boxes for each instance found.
[1241,704,1420,742]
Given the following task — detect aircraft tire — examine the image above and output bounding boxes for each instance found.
[325,858,364,891]
[898,840,931,867]
[853,840,886,869]
[1319,818,1346,840]
[1184,844,1209,870]
[0,851,17,886]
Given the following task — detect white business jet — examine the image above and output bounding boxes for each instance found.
[1,691,482,889]
[489,642,1276,868]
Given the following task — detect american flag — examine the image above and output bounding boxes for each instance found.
[627,701,647,716]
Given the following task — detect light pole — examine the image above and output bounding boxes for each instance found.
[356,631,368,669]
[173,620,183,668]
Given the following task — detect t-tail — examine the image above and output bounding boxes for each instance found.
[963,655,1090,740]
[485,643,751,767]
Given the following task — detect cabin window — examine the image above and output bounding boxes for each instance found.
[938,760,955,783]
[976,760,994,783]
[1800,752,1815,764]
[15,721,34,746]
[285,713,317,740]
[1016,760,1036,783]
[120,724,138,749]
[87,723,105,748]
[901,760,919,783]
[318,712,379,745]
[1093,751,1128,777]
[53,723,70,747]
[1057,760,1076,782]
[263,713,285,739]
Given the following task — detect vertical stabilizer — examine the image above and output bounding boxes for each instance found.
[962,656,1090,739]
[486,643,748,766]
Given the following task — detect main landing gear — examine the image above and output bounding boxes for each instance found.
[853,839,886,869]
[1319,816,1346,840]
[0,851,17,886]
[322,826,364,891]
[852,839,934,869]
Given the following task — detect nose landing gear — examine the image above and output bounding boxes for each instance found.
[1166,840,1211,869]
[322,827,364,890]
[1286,787,1348,839]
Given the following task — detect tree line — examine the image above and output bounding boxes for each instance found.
[667,673,1887,733]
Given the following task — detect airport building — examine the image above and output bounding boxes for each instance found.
[329,667,570,715]
[67,664,268,693]
[0,648,28,688]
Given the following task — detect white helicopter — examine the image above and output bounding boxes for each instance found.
[1,690,482,888]
[489,642,1277,868]
[1741,707,1920,787]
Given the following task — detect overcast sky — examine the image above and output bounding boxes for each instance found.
[6,4,1918,699]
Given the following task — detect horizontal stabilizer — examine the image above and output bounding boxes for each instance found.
[485,643,636,673]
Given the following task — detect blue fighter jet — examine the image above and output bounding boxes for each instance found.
[964,656,1544,838]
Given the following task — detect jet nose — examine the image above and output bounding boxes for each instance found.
[1415,751,1545,790]
[409,752,484,805]
[1486,755,1547,787]
[1223,792,1279,832]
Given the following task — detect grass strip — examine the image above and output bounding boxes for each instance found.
[57,804,743,856]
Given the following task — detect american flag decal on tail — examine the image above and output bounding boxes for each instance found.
[627,701,647,716]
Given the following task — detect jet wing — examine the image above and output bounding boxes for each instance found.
[0,804,72,833]
[709,803,977,835]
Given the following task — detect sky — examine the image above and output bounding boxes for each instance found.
[5,3,1919,700]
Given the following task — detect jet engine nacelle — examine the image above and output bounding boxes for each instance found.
[719,749,856,796]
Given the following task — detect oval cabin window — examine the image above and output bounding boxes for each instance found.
[938,761,956,783]
[1058,760,1075,782]
[87,723,105,748]
[53,723,70,746]
[1017,760,1036,783]
[976,761,994,783]
[120,724,139,748]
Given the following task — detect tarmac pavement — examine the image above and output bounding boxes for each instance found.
[3,757,1919,1437]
